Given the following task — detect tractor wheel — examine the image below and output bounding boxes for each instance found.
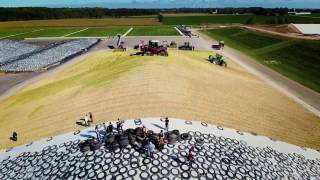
[146,51,152,56]
[223,62,227,68]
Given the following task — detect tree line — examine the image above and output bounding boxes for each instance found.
[0,7,158,21]
[0,7,319,21]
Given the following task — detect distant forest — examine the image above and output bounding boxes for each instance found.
[0,7,319,21]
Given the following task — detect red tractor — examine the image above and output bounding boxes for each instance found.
[133,40,168,56]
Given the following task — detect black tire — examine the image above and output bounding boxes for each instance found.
[136,136,144,143]
[119,139,129,148]
[110,142,119,151]
[128,169,137,177]
[90,141,101,151]
[172,130,180,136]
[201,122,208,127]
[105,134,115,144]
[181,171,191,179]
[97,172,106,180]
[140,171,150,180]
[180,133,191,140]
[150,166,160,174]
[79,143,90,152]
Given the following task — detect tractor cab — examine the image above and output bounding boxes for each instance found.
[149,40,160,48]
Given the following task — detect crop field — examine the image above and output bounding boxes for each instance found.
[163,15,320,25]
[0,50,319,149]
[128,26,179,36]
[202,27,320,93]
[0,18,160,29]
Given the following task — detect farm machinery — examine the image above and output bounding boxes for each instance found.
[208,54,227,67]
[108,34,126,52]
[132,40,168,56]
[178,42,195,51]
[163,40,177,48]
[212,41,225,50]
[177,25,192,37]
[169,41,177,48]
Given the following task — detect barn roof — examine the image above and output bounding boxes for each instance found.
[290,24,320,35]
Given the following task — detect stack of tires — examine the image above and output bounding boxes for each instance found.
[166,129,180,144]
[105,133,130,151]
[134,127,145,143]
[79,138,101,152]
[116,134,129,148]
[148,131,159,146]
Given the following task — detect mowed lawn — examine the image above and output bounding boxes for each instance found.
[0,28,39,38]
[129,26,180,36]
[69,27,130,37]
[13,28,85,38]
[202,27,320,92]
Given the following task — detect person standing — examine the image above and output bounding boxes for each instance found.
[10,132,18,141]
[159,136,165,150]
[120,120,124,132]
[95,125,101,141]
[103,123,108,135]
[142,125,148,138]
[187,147,194,166]
[89,112,93,122]
[148,141,155,158]
[165,117,169,131]
[84,114,90,126]
[159,130,164,139]
[107,122,113,134]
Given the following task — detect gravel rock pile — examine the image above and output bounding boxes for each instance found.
[0,39,98,72]
[0,40,39,65]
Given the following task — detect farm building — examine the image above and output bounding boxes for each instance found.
[288,12,311,15]
[288,23,320,35]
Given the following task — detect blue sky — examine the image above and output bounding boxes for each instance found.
[1,0,320,8]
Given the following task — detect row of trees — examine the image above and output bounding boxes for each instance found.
[0,7,158,21]
[164,7,320,16]
[0,7,319,21]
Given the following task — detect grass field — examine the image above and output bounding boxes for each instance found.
[163,15,320,25]
[13,28,86,38]
[0,50,319,149]
[202,27,320,93]
[0,26,181,38]
[68,27,130,37]
[128,26,180,36]
[0,28,40,38]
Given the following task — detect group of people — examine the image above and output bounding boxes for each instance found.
[94,118,126,141]
[141,125,166,158]
[86,116,194,165]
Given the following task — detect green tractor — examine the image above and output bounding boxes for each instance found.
[208,54,227,67]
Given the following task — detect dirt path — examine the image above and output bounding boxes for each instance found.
[196,25,320,40]
[196,30,320,117]
[0,72,41,96]
[242,25,320,40]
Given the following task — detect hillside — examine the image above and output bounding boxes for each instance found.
[202,27,320,93]
[0,50,319,149]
